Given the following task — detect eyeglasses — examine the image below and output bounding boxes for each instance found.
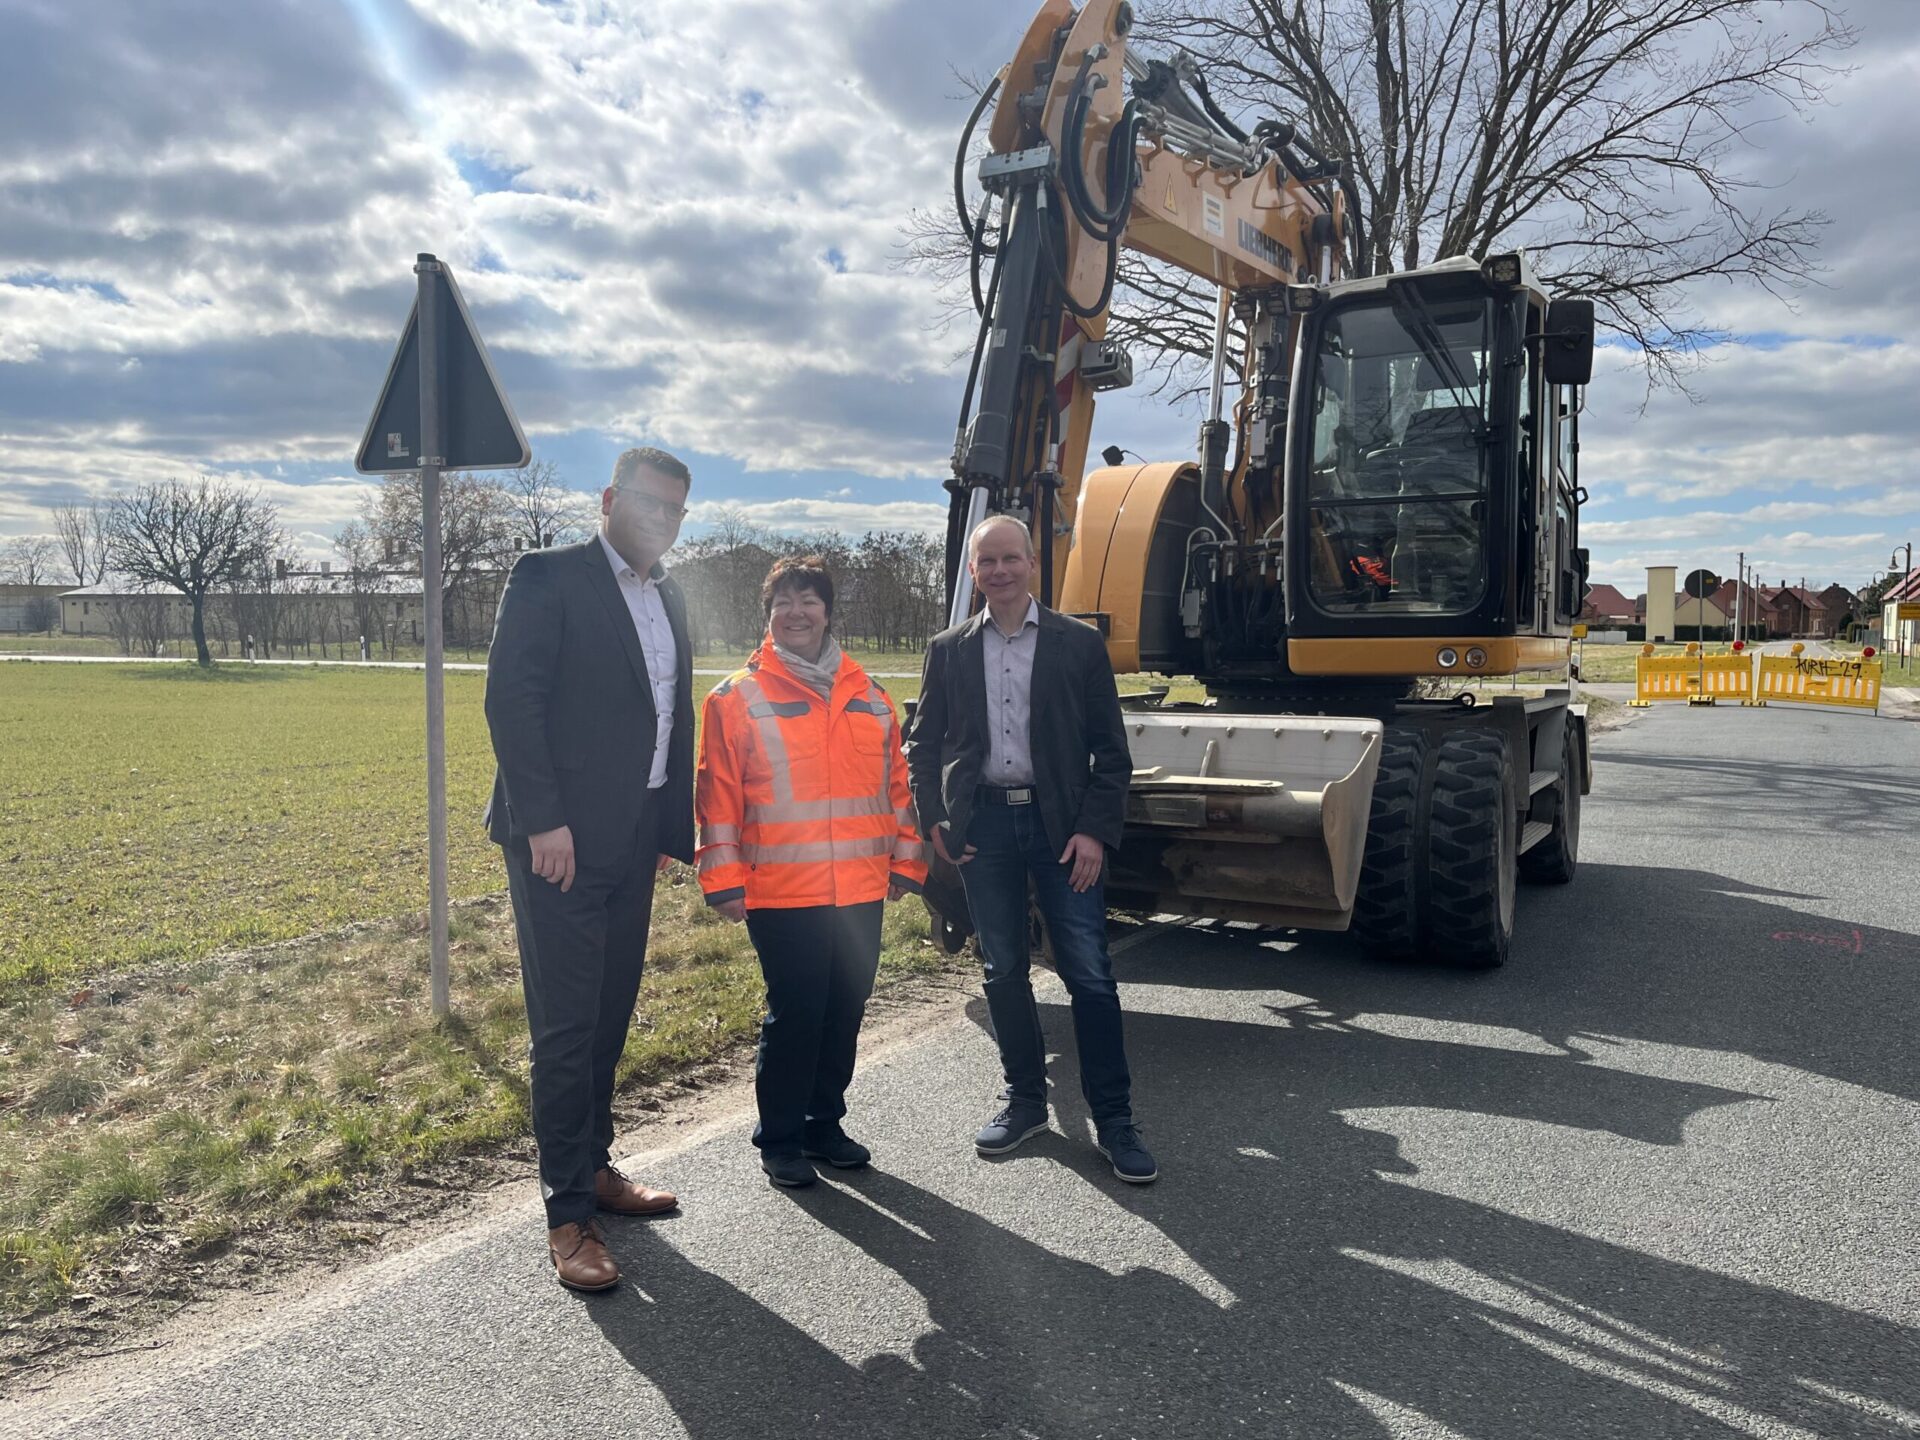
[618,490,687,522]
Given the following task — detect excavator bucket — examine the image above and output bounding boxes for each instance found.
[1105,713,1383,929]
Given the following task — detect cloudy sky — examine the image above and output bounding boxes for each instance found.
[2,0,1915,595]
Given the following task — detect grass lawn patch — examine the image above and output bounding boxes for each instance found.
[0,663,924,998]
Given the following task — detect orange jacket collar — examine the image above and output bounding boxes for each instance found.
[748,636,863,699]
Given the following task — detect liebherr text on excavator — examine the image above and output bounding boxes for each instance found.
[928,0,1597,968]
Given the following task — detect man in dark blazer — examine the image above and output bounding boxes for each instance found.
[484,446,696,1292]
[904,515,1156,1184]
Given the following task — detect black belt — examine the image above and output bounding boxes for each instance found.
[976,784,1035,807]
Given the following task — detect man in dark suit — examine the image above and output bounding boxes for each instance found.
[904,515,1156,1184]
[484,446,696,1292]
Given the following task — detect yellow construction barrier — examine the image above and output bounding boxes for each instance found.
[1630,643,1754,706]
[1701,653,1757,705]
[1755,652,1882,712]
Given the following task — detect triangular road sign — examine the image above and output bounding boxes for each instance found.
[356,260,530,473]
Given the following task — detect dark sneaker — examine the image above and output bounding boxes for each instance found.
[761,1152,818,1189]
[1095,1124,1158,1184]
[801,1126,872,1170]
[974,1101,1049,1155]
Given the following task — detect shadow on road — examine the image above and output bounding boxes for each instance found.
[577,860,1916,1438]
[1118,863,1918,1107]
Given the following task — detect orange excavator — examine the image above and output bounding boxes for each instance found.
[928,0,1596,967]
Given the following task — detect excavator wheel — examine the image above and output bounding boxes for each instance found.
[1519,718,1581,885]
[1421,727,1516,969]
[1349,726,1429,960]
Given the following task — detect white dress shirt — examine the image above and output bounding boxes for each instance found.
[598,532,676,789]
[982,596,1039,787]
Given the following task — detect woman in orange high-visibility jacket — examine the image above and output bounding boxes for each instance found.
[696,556,926,1189]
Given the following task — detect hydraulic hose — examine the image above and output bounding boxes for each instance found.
[954,74,1003,256]
[1189,69,1248,144]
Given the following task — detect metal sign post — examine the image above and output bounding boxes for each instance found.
[415,255,452,1018]
[358,253,530,1020]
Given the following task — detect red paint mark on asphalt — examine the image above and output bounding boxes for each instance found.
[1771,929,1864,954]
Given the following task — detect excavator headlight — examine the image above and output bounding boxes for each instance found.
[1436,647,1460,669]
[1465,646,1488,669]
[1285,284,1323,313]
[1481,253,1523,288]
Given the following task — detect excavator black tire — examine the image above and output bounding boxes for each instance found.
[1422,727,1516,969]
[1519,718,1581,885]
[1349,726,1428,960]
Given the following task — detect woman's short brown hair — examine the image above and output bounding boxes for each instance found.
[761,555,834,618]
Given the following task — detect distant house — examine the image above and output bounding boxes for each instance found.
[1816,584,1857,637]
[1579,583,1635,624]
[1672,590,1730,639]
[1884,570,1920,651]
[60,571,436,654]
[0,582,67,633]
[1764,584,1830,639]
[60,580,193,639]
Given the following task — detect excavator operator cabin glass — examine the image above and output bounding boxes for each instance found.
[1305,293,1494,617]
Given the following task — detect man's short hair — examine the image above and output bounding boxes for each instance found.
[762,554,835,619]
[611,446,691,491]
[969,514,1035,558]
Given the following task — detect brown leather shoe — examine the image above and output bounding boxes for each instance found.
[595,1165,678,1217]
[548,1219,619,1292]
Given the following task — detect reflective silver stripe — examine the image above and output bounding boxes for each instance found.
[891,839,924,862]
[736,675,794,803]
[701,823,742,844]
[743,835,895,865]
[747,700,811,719]
[697,845,742,874]
[747,794,893,826]
[894,806,917,829]
[843,698,888,715]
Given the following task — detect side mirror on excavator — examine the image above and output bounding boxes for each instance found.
[1543,298,1595,386]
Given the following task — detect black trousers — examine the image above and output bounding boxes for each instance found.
[503,803,658,1228]
[744,901,883,1157]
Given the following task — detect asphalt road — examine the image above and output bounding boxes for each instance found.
[10,702,1917,1439]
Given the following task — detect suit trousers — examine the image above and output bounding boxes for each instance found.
[504,799,660,1228]
[744,901,883,1156]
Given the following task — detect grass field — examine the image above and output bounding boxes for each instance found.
[0,662,931,997]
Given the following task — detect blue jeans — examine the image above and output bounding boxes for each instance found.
[958,801,1132,1126]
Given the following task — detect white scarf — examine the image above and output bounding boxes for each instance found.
[772,633,842,701]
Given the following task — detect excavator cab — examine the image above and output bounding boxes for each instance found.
[1285,254,1593,677]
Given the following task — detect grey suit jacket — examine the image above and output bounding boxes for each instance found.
[904,603,1131,858]
[482,539,696,866]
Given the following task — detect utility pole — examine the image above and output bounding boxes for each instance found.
[1735,551,1744,646]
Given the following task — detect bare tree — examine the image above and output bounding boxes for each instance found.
[51,502,110,586]
[1,535,58,586]
[105,479,282,666]
[908,0,1852,395]
[361,468,511,606]
[23,595,59,634]
[106,584,178,659]
[502,459,598,553]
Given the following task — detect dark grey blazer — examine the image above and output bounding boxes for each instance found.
[482,539,696,866]
[905,603,1131,857]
